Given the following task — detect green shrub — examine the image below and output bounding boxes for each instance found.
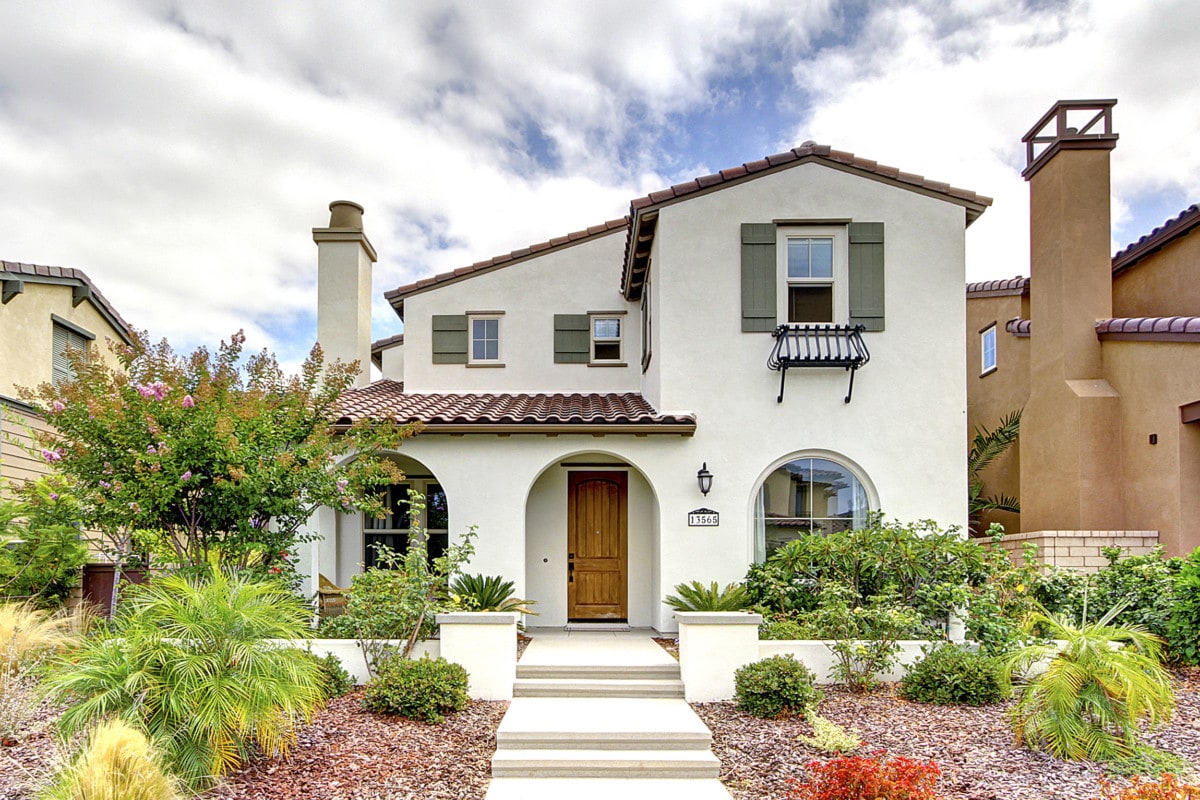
[0,477,89,607]
[734,655,821,718]
[450,573,536,614]
[899,644,1007,705]
[797,714,861,753]
[804,585,924,694]
[362,656,469,722]
[299,650,355,698]
[44,570,325,790]
[760,617,813,640]
[665,580,751,612]
[35,718,183,800]
[1167,547,1200,664]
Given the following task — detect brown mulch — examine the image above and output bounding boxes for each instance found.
[209,693,506,800]
[694,667,1200,800]
[653,636,680,660]
[516,633,531,660]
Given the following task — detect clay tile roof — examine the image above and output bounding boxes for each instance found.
[369,334,404,368]
[383,217,629,316]
[1005,318,1031,337]
[0,260,136,344]
[1096,316,1200,341]
[333,380,696,432]
[966,276,1030,297]
[1112,204,1200,274]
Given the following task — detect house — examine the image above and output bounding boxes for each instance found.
[303,142,991,632]
[0,261,136,491]
[967,99,1200,566]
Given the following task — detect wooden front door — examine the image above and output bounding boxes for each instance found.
[567,471,628,620]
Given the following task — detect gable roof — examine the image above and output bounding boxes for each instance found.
[1112,204,1200,275]
[0,261,136,345]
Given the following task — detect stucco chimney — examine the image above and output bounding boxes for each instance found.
[1019,100,1123,531]
[314,200,377,387]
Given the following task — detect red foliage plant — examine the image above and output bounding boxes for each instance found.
[787,750,941,800]
[1096,774,1200,800]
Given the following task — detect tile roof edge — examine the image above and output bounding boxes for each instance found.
[0,260,136,344]
[1112,204,1200,274]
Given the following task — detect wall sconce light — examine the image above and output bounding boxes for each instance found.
[697,462,713,496]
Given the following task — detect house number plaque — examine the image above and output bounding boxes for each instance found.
[687,508,719,527]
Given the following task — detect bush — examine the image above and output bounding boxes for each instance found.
[760,617,813,640]
[1103,744,1193,779]
[0,477,89,606]
[1096,774,1200,800]
[665,580,751,612]
[299,650,355,698]
[1167,548,1200,664]
[450,573,536,614]
[899,644,1008,706]
[35,718,183,800]
[362,656,469,722]
[734,655,821,718]
[797,715,861,754]
[804,585,924,694]
[44,570,325,790]
[787,751,941,800]
[0,601,79,673]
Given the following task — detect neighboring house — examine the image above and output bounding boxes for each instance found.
[304,142,991,631]
[967,99,1200,566]
[0,261,136,491]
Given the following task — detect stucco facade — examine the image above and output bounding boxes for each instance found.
[306,145,990,631]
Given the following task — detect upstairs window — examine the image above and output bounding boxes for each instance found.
[591,315,622,363]
[469,315,501,364]
[52,319,92,386]
[980,324,997,376]
[776,227,848,325]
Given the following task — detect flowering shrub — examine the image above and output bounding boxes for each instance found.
[1096,774,1200,799]
[787,751,941,800]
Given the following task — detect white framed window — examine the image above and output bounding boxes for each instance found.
[777,226,848,324]
[590,314,623,363]
[754,455,873,561]
[980,324,997,376]
[468,315,501,364]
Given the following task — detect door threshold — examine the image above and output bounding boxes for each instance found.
[565,621,630,631]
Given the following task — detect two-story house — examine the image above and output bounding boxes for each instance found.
[304,143,991,632]
[0,261,136,491]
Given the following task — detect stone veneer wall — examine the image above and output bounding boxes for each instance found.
[996,530,1160,572]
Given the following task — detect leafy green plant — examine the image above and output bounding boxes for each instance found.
[968,409,1021,532]
[899,643,1008,705]
[804,584,924,694]
[1002,601,1175,761]
[450,573,537,614]
[665,580,751,612]
[787,751,942,800]
[760,616,813,640]
[0,477,89,606]
[797,714,861,754]
[362,655,469,723]
[44,569,325,790]
[298,650,355,698]
[35,718,183,800]
[734,655,821,718]
[1167,547,1200,664]
[1102,743,1192,779]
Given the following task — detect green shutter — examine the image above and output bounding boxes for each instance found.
[431,314,468,363]
[848,222,885,332]
[554,314,590,363]
[741,223,776,332]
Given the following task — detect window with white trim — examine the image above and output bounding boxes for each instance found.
[52,321,90,386]
[754,456,872,560]
[363,481,448,569]
[980,324,997,375]
[590,315,622,363]
[469,315,501,363]
[777,227,848,324]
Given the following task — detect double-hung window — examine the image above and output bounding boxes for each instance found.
[777,227,848,324]
[980,324,997,376]
[469,314,501,364]
[591,315,622,363]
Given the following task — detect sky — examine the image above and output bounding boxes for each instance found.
[2,0,1198,368]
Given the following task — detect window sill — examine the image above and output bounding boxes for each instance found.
[588,361,628,368]
[979,366,997,378]
[466,362,506,368]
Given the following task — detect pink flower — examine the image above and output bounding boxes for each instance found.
[40,449,62,463]
[146,445,157,454]
[51,400,66,413]
[49,493,59,501]
[182,394,195,408]
[336,479,349,492]
[136,381,169,400]
[98,480,111,489]
[181,470,192,481]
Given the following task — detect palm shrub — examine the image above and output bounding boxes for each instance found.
[665,580,751,612]
[450,573,537,614]
[362,655,469,722]
[44,569,325,790]
[36,718,183,800]
[1002,601,1175,760]
[734,655,821,718]
[899,643,1008,705]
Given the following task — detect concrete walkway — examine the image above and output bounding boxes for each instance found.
[484,629,733,800]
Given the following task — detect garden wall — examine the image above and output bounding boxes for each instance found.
[758,640,934,684]
[996,530,1158,571]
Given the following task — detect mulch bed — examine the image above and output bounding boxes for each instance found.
[695,667,1200,800]
[652,636,679,660]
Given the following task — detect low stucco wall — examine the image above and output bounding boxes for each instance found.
[299,639,439,685]
[758,640,934,684]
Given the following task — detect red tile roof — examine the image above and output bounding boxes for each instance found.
[967,276,1030,297]
[334,379,696,433]
[370,334,404,368]
[1096,316,1200,341]
[1,261,136,344]
[1112,204,1200,274]
[1005,317,1031,337]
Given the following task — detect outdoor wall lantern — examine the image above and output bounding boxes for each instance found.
[697,462,713,496]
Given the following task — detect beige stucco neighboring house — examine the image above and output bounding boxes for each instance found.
[302,141,991,632]
[0,261,136,491]
[967,99,1200,565]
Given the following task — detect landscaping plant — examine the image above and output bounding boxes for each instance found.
[35,718,183,800]
[0,601,81,745]
[45,569,325,790]
[967,409,1021,533]
[1095,774,1200,800]
[759,616,813,640]
[299,649,356,698]
[787,751,941,800]
[450,573,537,614]
[0,477,88,607]
[900,643,1008,706]
[1002,601,1175,761]
[1167,547,1200,665]
[734,654,821,718]
[797,715,862,754]
[664,580,752,612]
[805,584,923,694]
[362,655,469,723]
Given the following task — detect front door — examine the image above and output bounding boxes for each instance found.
[567,471,628,620]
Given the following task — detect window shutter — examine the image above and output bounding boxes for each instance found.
[848,222,885,332]
[52,323,71,385]
[741,223,776,332]
[431,315,468,363]
[554,314,590,363]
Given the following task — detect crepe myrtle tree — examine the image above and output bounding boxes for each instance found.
[21,330,414,594]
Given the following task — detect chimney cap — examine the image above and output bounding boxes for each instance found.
[1021,99,1118,180]
[328,200,365,229]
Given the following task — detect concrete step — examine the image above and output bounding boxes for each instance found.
[485,777,734,799]
[512,678,684,698]
[491,749,720,779]
[516,663,680,680]
[496,698,711,751]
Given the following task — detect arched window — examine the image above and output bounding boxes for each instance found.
[754,456,870,560]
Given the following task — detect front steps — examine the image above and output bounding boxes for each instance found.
[485,635,732,799]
